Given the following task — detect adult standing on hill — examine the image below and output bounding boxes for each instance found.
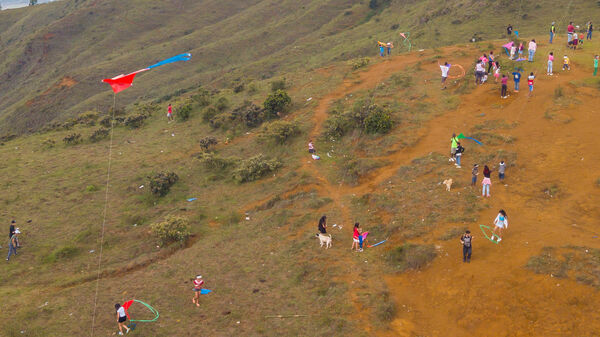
[438,61,450,90]
[550,22,556,44]
[167,103,174,122]
[567,22,575,45]
[318,215,327,235]
[512,69,521,92]
[487,51,495,74]
[507,24,513,36]
[587,21,593,40]
[528,39,537,62]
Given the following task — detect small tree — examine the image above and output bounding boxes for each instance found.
[199,136,218,151]
[150,215,191,247]
[258,120,299,144]
[63,133,82,145]
[148,171,179,197]
[364,107,393,134]
[234,154,281,183]
[177,101,193,122]
[263,89,291,116]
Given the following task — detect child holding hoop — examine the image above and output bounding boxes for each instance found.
[490,210,508,243]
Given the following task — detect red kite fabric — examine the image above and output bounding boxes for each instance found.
[102,69,148,94]
[122,300,135,320]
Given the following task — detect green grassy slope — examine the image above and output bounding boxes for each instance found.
[1,0,600,135]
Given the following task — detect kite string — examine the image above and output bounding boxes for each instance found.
[90,92,117,337]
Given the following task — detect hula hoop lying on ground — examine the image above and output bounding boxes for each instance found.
[479,225,499,244]
[447,64,466,79]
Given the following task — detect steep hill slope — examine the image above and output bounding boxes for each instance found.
[1,0,600,134]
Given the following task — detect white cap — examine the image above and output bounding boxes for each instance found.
[196,275,202,279]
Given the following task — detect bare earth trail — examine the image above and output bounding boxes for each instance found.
[298,45,600,336]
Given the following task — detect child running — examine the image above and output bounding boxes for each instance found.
[482,165,491,197]
[527,72,535,97]
[115,303,131,335]
[490,210,508,243]
[563,55,570,70]
[501,74,508,98]
[512,69,521,92]
[547,52,554,75]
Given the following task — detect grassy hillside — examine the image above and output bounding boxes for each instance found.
[1,0,600,134]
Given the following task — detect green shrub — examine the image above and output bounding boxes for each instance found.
[124,114,147,128]
[150,215,191,247]
[85,184,99,192]
[191,88,212,107]
[76,110,99,126]
[202,106,218,122]
[364,107,393,134]
[42,138,55,148]
[215,97,229,112]
[270,78,286,92]
[386,243,436,272]
[99,116,112,128]
[234,154,281,183]
[63,133,82,145]
[199,136,218,151]
[323,113,353,139]
[43,245,80,264]
[148,171,179,197]
[231,103,268,127]
[62,119,77,130]
[196,152,238,170]
[350,57,370,70]
[177,101,193,121]
[258,120,299,144]
[89,127,110,142]
[263,89,291,115]
[232,81,245,93]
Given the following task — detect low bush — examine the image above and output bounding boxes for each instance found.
[148,171,179,197]
[124,114,147,129]
[264,89,291,115]
[85,184,99,192]
[215,97,229,112]
[202,106,219,122]
[43,245,80,264]
[99,116,112,128]
[386,243,436,272]
[364,107,393,134]
[258,120,299,144]
[196,152,238,170]
[234,154,281,183]
[199,136,218,151]
[89,127,110,142]
[63,133,82,145]
[230,103,269,127]
[390,73,413,88]
[177,101,194,122]
[232,81,245,93]
[270,78,287,92]
[350,57,370,70]
[191,88,212,107]
[42,138,55,148]
[76,110,99,126]
[150,215,191,247]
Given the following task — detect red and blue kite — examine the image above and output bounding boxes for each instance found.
[102,53,192,93]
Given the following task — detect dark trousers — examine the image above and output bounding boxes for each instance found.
[501,84,507,97]
[488,61,493,73]
[463,245,472,262]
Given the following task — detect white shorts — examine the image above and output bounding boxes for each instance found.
[353,238,359,243]
[167,113,172,117]
[495,223,505,229]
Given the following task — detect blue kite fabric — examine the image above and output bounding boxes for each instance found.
[148,53,192,69]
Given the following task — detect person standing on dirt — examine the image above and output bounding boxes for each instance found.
[379,44,385,57]
[594,55,599,76]
[318,215,327,234]
[547,52,554,76]
[501,74,508,99]
[527,72,535,97]
[192,275,204,307]
[460,230,473,263]
[475,60,486,85]
[487,51,495,74]
[482,165,492,197]
[490,210,508,243]
[528,39,537,62]
[115,303,131,335]
[512,69,521,92]
[167,103,173,122]
[471,164,479,186]
[308,140,315,154]
[438,61,450,89]
[507,24,513,36]
[450,133,459,162]
[386,42,392,56]
[550,22,556,44]
[498,160,506,181]
[587,21,593,40]
[352,222,363,252]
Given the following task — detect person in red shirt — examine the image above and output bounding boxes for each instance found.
[351,223,363,252]
[192,275,204,307]
[527,72,535,97]
[567,22,575,46]
[167,103,173,122]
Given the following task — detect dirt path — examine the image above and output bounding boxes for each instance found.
[299,44,600,336]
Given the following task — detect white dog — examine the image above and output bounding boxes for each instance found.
[316,233,332,249]
[443,179,453,191]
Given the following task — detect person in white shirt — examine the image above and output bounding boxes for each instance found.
[115,303,131,335]
[475,61,486,85]
[438,61,451,89]
[490,210,508,242]
[528,39,537,62]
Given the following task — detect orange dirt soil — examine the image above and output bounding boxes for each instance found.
[298,43,600,336]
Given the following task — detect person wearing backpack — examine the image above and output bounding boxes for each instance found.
[460,230,473,263]
[455,142,464,168]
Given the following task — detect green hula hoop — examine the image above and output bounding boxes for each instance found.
[479,225,499,244]
[130,299,159,323]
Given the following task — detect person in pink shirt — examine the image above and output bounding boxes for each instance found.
[493,61,501,83]
[518,42,524,58]
[528,39,537,62]
[567,22,575,45]
[547,52,554,75]
[501,74,508,98]
[192,275,204,307]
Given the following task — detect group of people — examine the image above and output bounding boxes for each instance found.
[460,209,508,262]
[316,215,366,252]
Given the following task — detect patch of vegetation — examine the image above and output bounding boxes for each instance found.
[124,114,148,129]
[176,100,194,122]
[43,245,80,264]
[63,133,81,145]
[472,119,517,131]
[350,57,370,70]
[233,154,282,183]
[150,215,191,247]
[270,78,287,92]
[148,171,179,197]
[258,120,300,144]
[364,107,393,134]
[196,152,238,170]
[198,136,218,151]
[554,86,564,99]
[339,158,385,186]
[263,89,291,115]
[42,138,55,148]
[386,243,437,272]
[191,88,212,107]
[89,127,110,142]
[542,182,560,198]
[85,184,99,192]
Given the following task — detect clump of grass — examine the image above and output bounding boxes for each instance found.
[150,215,191,247]
[595,178,600,187]
[85,184,99,192]
[339,158,385,186]
[374,291,397,323]
[554,86,564,99]
[385,243,436,272]
[542,183,560,198]
[526,247,567,277]
[390,72,413,88]
[43,245,80,264]
[350,57,370,70]
[438,226,468,241]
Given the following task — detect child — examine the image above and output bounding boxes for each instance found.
[352,223,363,252]
[438,61,451,89]
[498,160,506,181]
[471,164,479,186]
[501,74,508,98]
[594,55,599,76]
[547,52,554,75]
[455,142,464,168]
[493,61,500,83]
[379,44,385,57]
[518,42,524,58]
[115,303,131,335]
[308,140,315,153]
[450,133,458,161]
[167,104,173,122]
[192,275,204,307]
[386,42,392,56]
[573,34,578,50]
[510,44,517,60]
[460,230,473,263]
[527,72,535,97]
[563,55,570,70]
[488,51,495,74]
[512,69,521,92]
[490,210,508,243]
